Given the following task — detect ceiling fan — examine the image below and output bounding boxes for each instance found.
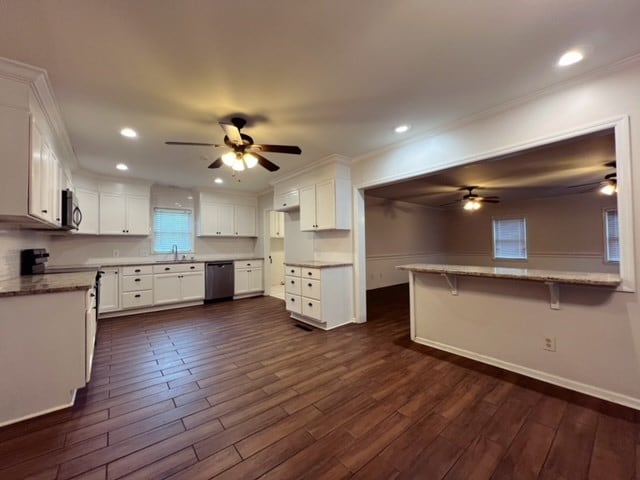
[165,117,301,172]
[568,161,617,195]
[439,186,500,211]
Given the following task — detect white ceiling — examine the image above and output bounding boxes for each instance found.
[366,130,616,206]
[0,0,639,192]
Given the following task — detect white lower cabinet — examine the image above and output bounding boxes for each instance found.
[284,264,353,330]
[98,268,119,313]
[234,260,264,297]
[153,264,204,305]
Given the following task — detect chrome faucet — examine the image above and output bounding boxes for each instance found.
[172,244,178,261]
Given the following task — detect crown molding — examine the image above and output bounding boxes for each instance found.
[270,153,352,187]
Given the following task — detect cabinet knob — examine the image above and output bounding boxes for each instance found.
[291,280,294,284]
[90,293,95,297]
[135,269,141,273]
[56,217,60,221]
[308,283,312,287]
[135,294,141,298]
[308,302,313,307]
[134,278,141,282]
[308,272,312,276]
[291,298,295,302]
[42,209,47,213]
[283,203,287,207]
[164,267,170,271]
[190,266,195,270]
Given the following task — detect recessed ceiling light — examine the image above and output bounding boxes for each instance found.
[214,178,223,184]
[187,196,193,200]
[120,127,137,138]
[116,163,128,171]
[394,124,410,133]
[557,50,584,67]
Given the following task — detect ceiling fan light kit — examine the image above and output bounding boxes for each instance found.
[165,116,302,173]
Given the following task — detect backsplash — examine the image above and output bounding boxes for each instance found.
[0,230,51,280]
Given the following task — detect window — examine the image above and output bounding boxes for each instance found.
[604,208,620,263]
[493,218,527,260]
[153,208,194,254]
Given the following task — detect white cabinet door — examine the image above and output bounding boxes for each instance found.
[218,204,235,236]
[270,211,285,238]
[235,205,256,236]
[76,188,99,234]
[200,202,218,235]
[299,185,317,231]
[315,179,336,230]
[125,194,150,235]
[99,268,120,313]
[39,142,54,223]
[48,152,62,226]
[249,268,264,292]
[180,272,204,301]
[99,192,126,234]
[28,122,45,221]
[234,269,249,295]
[153,273,181,305]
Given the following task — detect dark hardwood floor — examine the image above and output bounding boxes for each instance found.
[0,284,637,479]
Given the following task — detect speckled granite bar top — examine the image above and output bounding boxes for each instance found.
[45,257,265,268]
[0,272,97,297]
[285,261,353,268]
[396,264,621,287]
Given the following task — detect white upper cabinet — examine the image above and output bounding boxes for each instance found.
[270,211,285,238]
[75,188,99,234]
[273,190,299,211]
[0,59,76,228]
[234,205,256,237]
[99,189,149,236]
[299,179,351,231]
[197,193,257,237]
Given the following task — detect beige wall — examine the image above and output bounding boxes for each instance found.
[443,192,619,273]
[365,196,446,289]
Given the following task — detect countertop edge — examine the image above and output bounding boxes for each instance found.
[284,261,353,268]
[396,264,621,287]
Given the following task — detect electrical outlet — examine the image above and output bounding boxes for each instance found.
[543,336,556,352]
[113,249,120,258]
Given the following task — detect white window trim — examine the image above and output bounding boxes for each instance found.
[152,207,195,254]
[492,217,528,261]
[603,208,620,265]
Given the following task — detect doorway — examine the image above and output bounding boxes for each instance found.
[266,209,285,299]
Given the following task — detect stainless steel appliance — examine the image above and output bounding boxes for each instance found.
[205,262,234,301]
[61,189,82,230]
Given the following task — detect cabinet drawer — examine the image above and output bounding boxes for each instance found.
[286,294,302,314]
[285,276,301,295]
[235,260,264,269]
[302,298,323,321]
[122,290,153,309]
[152,263,203,274]
[122,275,153,292]
[122,265,152,276]
[301,267,321,280]
[285,265,301,277]
[301,278,321,300]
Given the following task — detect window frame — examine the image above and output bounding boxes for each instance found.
[152,207,195,254]
[603,207,620,264]
[492,216,528,261]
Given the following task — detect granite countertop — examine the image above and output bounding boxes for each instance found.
[285,260,353,268]
[46,257,265,269]
[0,271,97,297]
[396,263,621,287]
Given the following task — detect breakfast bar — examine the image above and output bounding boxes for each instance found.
[396,263,625,403]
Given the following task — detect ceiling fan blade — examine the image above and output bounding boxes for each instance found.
[482,199,500,203]
[480,196,500,200]
[166,141,221,147]
[568,181,601,188]
[252,153,280,172]
[208,158,223,169]
[250,144,302,155]
[220,123,242,145]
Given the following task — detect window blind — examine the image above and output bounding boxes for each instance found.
[493,218,527,259]
[153,208,194,254]
[604,209,619,262]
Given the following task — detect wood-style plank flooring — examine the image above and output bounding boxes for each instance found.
[0,284,638,479]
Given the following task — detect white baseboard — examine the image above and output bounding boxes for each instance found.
[100,300,204,318]
[414,336,640,411]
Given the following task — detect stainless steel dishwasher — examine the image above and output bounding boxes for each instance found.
[205,262,234,301]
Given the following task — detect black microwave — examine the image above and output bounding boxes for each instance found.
[61,189,82,230]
